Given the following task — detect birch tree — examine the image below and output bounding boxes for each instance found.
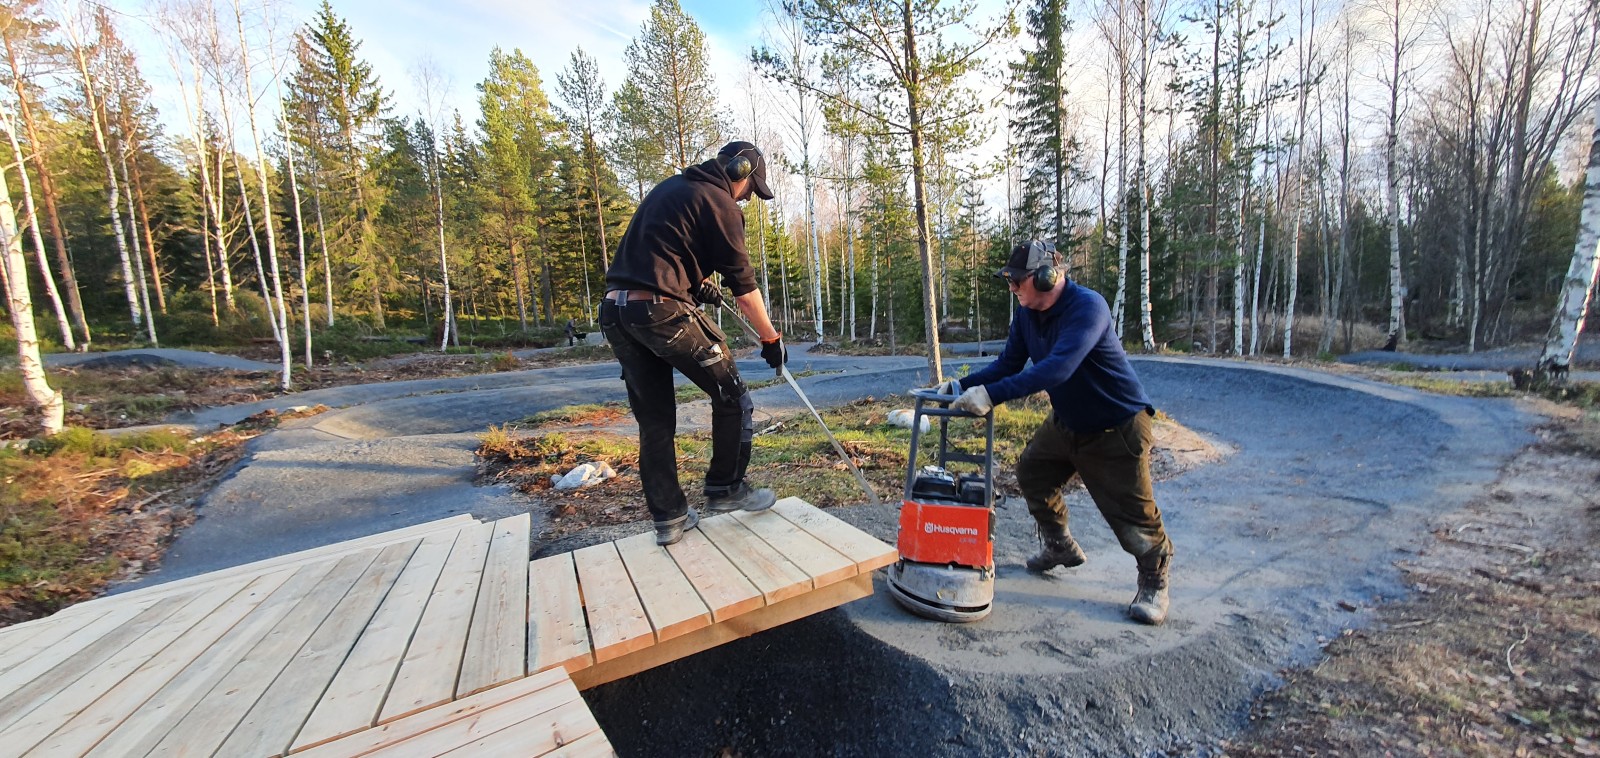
[1537,97,1600,377]
[0,115,63,435]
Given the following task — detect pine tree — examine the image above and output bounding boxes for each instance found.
[617,0,722,177]
[1010,0,1085,249]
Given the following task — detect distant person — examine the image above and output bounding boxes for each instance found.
[599,140,788,546]
[942,240,1175,625]
[564,318,578,347]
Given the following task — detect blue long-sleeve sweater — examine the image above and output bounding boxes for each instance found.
[960,281,1153,433]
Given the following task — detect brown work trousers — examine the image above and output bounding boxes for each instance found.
[1015,407,1173,560]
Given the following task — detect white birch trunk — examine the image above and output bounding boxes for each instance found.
[1538,101,1600,374]
[119,141,158,345]
[234,1,290,389]
[72,40,140,332]
[0,121,64,435]
[2,108,73,350]
[1137,0,1155,351]
[1112,1,1130,339]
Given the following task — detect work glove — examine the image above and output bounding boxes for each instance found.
[692,279,725,308]
[950,384,993,416]
[760,336,787,372]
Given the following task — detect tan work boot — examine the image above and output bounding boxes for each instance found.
[1128,550,1171,625]
[1025,523,1088,573]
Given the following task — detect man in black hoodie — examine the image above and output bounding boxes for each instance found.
[600,141,788,546]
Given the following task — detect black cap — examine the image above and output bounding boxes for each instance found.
[997,240,1058,282]
[718,140,774,200]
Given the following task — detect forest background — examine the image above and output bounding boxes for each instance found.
[1,0,1597,417]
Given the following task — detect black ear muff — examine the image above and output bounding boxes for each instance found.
[725,155,753,181]
[1032,265,1059,292]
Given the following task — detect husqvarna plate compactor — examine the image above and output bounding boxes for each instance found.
[885,388,996,623]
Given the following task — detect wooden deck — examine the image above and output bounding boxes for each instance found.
[0,498,894,757]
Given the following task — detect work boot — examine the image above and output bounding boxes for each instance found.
[1025,523,1087,573]
[1128,550,1171,626]
[705,481,777,513]
[654,508,700,546]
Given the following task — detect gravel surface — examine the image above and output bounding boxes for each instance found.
[110,348,1535,756]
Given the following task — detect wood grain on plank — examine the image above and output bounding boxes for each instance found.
[697,514,811,604]
[571,542,652,663]
[0,578,251,752]
[217,540,420,757]
[614,531,712,642]
[456,514,531,698]
[291,530,460,751]
[0,594,188,735]
[528,554,593,675]
[39,564,316,758]
[366,677,588,758]
[295,668,570,758]
[663,528,763,622]
[378,520,495,723]
[431,694,603,758]
[115,549,382,758]
[731,508,857,588]
[770,497,897,572]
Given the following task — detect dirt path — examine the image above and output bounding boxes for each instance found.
[116,352,1545,755]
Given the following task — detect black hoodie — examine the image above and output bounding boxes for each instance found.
[604,160,759,304]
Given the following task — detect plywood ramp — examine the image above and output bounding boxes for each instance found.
[0,498,892,756]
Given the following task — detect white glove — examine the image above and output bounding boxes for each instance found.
[951,384,993,416]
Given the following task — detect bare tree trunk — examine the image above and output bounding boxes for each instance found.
[234,1,290,389]
[1112,0,1130,338]
[1383,0,1407,350]
[70,31,142,333]
[5,34,88,349]
[214,142,236,311]
[2,108,73,350]
[313,178,332,325]
[0,119,64,435]
[1539,99,1600,376]
[904,0,943,380]
[1284,0,1316,358]
[118,135,158,345]
[281,108,313,366]
[1137,0,1156,351]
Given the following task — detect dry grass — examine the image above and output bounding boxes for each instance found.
[476,394,1220,541]
[1227,416,1600,757]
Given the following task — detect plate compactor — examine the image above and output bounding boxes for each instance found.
[885,388,997,623]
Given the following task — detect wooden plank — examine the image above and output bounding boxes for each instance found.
[217,539,420,757]
[663,528,763,623]
[295,668,571,758]
[0,602,149,703]
[0,578,253,753]
[432,695,604,758]
[96,549,380,758]
[30,565,306,758]
[527,554,593,675]
[696,513,812,604]
[731,508,857,588]
[771,497,898,572]
[570,573,873,690]
[93,515,474,608]
[291,531,460,751]
[543,729,618,758]
[378,520,495,723]
[368,678,590,758]
[614,531,712,642]
[0,594,188,734]
[456,513,531,698]
[570,542,652,663]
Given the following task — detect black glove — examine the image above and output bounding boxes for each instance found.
[692,280,724,307]
[760,336,787,372]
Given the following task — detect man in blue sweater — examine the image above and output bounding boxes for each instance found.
[945,240,1174,625]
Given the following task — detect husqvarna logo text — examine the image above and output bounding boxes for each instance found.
[925,522,979,536]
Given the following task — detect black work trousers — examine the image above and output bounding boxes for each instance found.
[599,297,754,523]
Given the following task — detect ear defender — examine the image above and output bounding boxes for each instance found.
[725,154,753,181]
[1031,241,1060,291]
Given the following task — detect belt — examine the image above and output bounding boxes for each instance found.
[604,289,664,304]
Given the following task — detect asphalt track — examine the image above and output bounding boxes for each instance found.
[105,346,1534,755]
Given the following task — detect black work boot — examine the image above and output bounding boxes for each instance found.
[1025,523,1088,573]
[704,481,777,514]
[655,508,700,546]
[1128,550,1171,625]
